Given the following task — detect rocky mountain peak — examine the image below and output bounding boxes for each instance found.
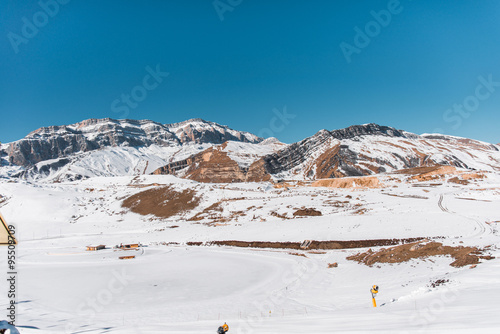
[259,137,283,145]
[328,123,411,140]
[2,118,263,168]
[165,118,262,144]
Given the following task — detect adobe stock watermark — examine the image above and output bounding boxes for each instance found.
[213,0,243,21]
[237,251,339,334]
[7,0,70,54]
[405,284,460,333]
[436,74,499,132]
[237,259,321,334]
[6,225,17,327]
[111,64,169,119]
[64,267,134,333]
[340,0,411,64]
[258,106,295,139]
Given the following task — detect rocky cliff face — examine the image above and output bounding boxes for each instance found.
[265,125,500,180]
[2,118,262,168]
[262,125,500,180]
[329,123,417,140]
[152,141,280,183]
[153,123,500,182]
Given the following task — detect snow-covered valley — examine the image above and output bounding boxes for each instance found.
[1,169,500,333]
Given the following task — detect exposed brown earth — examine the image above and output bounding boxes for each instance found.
[346,241,494,267]
[273,182,292,189]
[323,199,349,207]
[392,165,482,184]
[188,201,248,225]
[273,181,309,189]
[311,176,381,189]
[308,251,327,254]
[153,145,271,183]
[293,208,322,217]
[203,237,424,250]
[186,241,203,246]
[393,165,445,176]
[352,205,369,215]
[456,197,492,202]
[448,171,485,185]
[429,279,449,288]
[187,202,223,221]
[270,211,290,219]
[448,177,469,185]
[308,144,344,179]
[461,172,485,180]
[128,183,162,188]
[455,138,497,151]
[288,252,307,258]
[411,166,456,182]
[122,186,200,218]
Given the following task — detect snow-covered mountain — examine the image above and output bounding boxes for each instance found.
[260,124,500,180]
[4,118,261,166]
[2,120,499,182]
[0,118,264,181]
[154,123,500,182]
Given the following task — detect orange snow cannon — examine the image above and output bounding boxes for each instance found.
[371,285,379,307]
[217,322,229,333]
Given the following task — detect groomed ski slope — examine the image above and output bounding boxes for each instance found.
[0,173,499,333]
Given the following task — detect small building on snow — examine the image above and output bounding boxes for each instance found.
[86,245,105,251]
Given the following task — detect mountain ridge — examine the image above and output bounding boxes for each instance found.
[2,118,262,168]
[1,118,499,182]
[153,123,500,182]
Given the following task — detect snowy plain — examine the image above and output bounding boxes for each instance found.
[0,171,500,333]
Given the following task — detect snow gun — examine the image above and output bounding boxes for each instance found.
[371,285,379,307]
[217,322,229,333]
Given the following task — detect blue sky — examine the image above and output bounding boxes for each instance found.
[1,0,499,144]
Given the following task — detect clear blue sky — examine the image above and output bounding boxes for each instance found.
[1,0,499,144]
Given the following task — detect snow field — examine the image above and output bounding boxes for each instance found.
[0,173,499,333]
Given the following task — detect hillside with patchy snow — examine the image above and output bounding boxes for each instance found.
[154,123,500,182]
[261,124,500,180]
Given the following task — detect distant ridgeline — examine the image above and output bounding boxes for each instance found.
[1,118,499,182]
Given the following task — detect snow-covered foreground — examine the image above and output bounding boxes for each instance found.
[1,172,500,333]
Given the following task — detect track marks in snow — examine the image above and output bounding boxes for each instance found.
[438,193,493,239]
[438,194,450,213]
